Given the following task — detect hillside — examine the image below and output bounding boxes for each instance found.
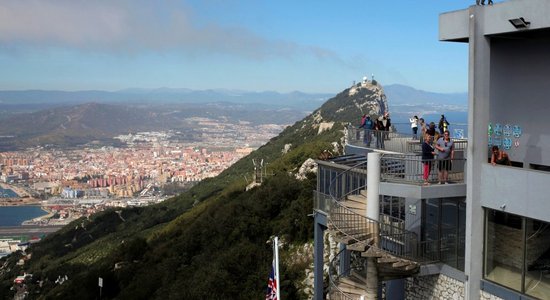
[0,81,388,299]
[0,102,308,151]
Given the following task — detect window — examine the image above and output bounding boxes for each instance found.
[380,196,405,236]
[484,209,550,299]
[422,197,466,271]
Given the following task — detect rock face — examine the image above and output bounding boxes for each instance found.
[348,80,389,117]
[307,79,389,128]
[296,158,317,180]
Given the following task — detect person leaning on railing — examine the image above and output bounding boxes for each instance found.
[422,133,435,185]
[491,145,511,166]
[435,130,454,184]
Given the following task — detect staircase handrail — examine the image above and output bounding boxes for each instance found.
[328,248,363,300]
[327,155,434,263]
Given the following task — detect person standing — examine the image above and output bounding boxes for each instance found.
[375,117,385,149]
[359,115,374,147]
[419,118,426,143]
[410,115,419,139]
[384,113,392,140]
[435,130,455,184]
[422,133,435,185]
[438,114,449,135]
[426,122,437,140]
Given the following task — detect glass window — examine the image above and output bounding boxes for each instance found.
[525,218,550,299]
[380,196,405,236]
[441,199,458,269]
[484,210,523,292]
[457,201,466,271]
[422,198,440,261]
[484,210,550,299]
[421,197,465,270]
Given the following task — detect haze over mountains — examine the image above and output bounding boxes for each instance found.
[0,84,466,112]
[0,84,467,150]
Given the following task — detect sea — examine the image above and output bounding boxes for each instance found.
[392,111,468,138]
[0,206,48,227]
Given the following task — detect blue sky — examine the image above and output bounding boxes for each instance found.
[0,0,478,94]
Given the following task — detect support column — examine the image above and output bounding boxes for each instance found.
[465,6,491,300]
[313,212,327,300]
[339,243,350,276]
[366,152,381,299]
[367,152,381,221]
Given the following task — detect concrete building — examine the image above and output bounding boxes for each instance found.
[312,1,550,299]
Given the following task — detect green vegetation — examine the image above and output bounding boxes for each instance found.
[0,84,368,299]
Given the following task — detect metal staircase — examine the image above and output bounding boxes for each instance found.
[327,160,424,299]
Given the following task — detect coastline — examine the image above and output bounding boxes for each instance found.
[0,198,42,206]
[21,207,54,226]
[0,182,41,206]
[0,205,51,227]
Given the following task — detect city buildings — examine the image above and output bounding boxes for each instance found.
[313,1,550,299]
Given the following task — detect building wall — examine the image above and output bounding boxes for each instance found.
[405,274,464,300]
[489,38,550,167]
[480,290,504,300]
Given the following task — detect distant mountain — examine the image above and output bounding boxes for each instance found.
[0,88,332,112]
[384,84,467,106]
[383,84,468,126]
[0,81,387,299]
[0,101,310,151]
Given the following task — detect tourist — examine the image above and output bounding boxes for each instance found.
[382,112,391,141]
[435,130,454,184]
[438,114,449,135]
[419,118,426,143]
[422,133,435,185]
[359,114,373,147]
[426,122,437,140]
[491,146,511,166]
[410,115,419,139]
[375,117,385,149]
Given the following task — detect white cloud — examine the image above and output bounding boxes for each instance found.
[0,0,343,62]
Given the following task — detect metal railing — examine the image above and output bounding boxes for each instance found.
[328,248,360,300]
[380,154,466,185]
[347,125,468,154]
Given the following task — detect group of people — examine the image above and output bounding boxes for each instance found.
[422,130,455,185]
[409,114,449,141]
[358,112,391,149]
[417,114,452,185]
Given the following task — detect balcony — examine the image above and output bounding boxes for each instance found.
[346,126,468,154]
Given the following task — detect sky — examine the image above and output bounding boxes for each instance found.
[0,0,479,94]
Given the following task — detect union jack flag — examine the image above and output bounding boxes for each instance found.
[266,263,278,300]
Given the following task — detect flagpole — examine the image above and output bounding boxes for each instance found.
[274,236,281,300]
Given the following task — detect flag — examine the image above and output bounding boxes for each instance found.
[266,262,278,300]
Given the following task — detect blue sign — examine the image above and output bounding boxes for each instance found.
[454,129,464,139]
[513,125,522,138]
[503,124,512,137]
[503,138,512,150]
[493,137,502,147]
[494,123,502,136]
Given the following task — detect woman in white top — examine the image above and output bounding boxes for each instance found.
[409,115,419,139]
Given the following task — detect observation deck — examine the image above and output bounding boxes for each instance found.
[313,126,468,299]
